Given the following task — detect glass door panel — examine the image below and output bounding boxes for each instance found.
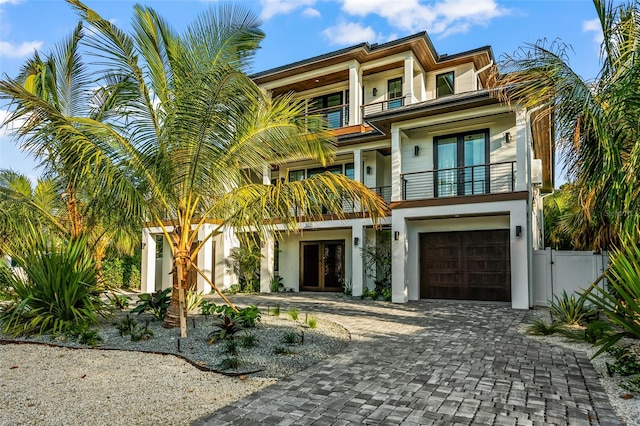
[463,133,487,195]
[325,92,343,129]
[302,243,320,289]
[323,242,344,290]
[436,137,458,197]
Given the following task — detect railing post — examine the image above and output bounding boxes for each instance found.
[402,177,407,200]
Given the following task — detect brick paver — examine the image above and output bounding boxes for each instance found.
[193,294,620,425]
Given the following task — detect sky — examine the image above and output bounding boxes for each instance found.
[0,0,611,185]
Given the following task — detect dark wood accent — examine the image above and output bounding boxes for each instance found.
[300,240,345,291]
[420,229,510,301]
[271,70,348,96]
[530,109,554,192]
[362,61,404,76]
[390,191,528,210]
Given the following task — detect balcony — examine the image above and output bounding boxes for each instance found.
[371,186,392,203]
[361,95,412,117]
[401,161,516,200]
[309,103,349,129]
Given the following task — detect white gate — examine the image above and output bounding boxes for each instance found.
[532,249,609,306]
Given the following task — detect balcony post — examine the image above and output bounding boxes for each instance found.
[515,107,528,191]
[348,60,361,126]
[140,228,156,293]
[353,148,362,212]
[403,53,414,105]
[391,126,403,201]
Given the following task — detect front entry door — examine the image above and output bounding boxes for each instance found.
[300,241,345,291]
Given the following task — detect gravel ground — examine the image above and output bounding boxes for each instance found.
[0,308,350,425]
[518,308,640,426]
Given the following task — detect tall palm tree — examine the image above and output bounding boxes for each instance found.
[0,23,142,267]
[3,0,387,337]
[493,0,640,247]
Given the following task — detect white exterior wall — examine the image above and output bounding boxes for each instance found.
[391,199,531,309]
[425,63,475,99]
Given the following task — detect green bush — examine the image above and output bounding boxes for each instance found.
[0,236,107,336]
[583,237,640,356]
[526,318,566,336]
[131,288,171,321]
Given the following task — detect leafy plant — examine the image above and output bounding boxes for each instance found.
[113,315,137,337]
[208,316,243,343]
[107,294,131,310]
[205,303,261,328]
[606,346,640,377]
[186,290,204,313]
[621,376,640,393]
[221,245,262,293]
[282,331,300,344]
[526,319,566,336]
[273,346,297,355]
[363,288,378,300]
[288,308,299,321]
[65,324,103,347]
[270,275,283,293]
[130,323,154,342]
[240,333,258,348]
[0,236,107,336]
[131,288,171,321]
[343,278,352,296]
[549,291,598,325]
[269,305,281,316]
[583,237,640,356]
[219,357,241,370]
[306,316,318,329]
[223,337,239,355]
[199,300,216,318]
[361,231,392,295]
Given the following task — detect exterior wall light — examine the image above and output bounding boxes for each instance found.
[414,146,420,156]
[372,88,378,96]
[366,166,372,175]
[505,132,511,144]
[516,225,522,237]
[394,231,400,241]
[354,237,359,246]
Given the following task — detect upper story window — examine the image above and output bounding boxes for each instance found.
[312,92,344,129]
[289,169,305,182]
[387,77,403,109]
[288,163,356,182]
[436,71,454,98]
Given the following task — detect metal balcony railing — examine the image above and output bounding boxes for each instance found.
[361,94,412,116]
[401,161,516,200]
[371,186,392,203]
[308,103,349,129]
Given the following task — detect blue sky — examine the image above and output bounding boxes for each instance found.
[0,0,610,184]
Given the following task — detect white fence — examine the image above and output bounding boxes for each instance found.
[532,249,609,306]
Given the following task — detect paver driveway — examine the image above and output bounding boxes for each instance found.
[193,294,619,425]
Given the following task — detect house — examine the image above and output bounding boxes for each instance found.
[140,32,554,309]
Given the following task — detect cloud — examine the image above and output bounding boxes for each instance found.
[0,0,22,4]
[322,20,379,45]
[260,0,316,20]
[302,7,321,18]
[0,40,42,58]
[338,0,507,36]
[583,18,604,46]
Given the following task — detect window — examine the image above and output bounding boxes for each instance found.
[436,71,454,98]
[312,92,344,129]
[345,163,354,180]
[289,169,305,182]
[434,129,489,197]
[387,77,403,109]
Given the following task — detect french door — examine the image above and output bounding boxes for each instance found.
[434,129,490,197]
[300,241,345,291]
[313,92,343,129]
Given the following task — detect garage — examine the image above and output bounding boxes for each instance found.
[419,229,511,301]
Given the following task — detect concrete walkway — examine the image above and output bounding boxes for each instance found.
[193,293,620,425]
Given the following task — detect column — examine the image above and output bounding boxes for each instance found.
[260,234,275,292]
[197,224,213,294]
[140,228,156,293]
[222,226,240,288]
[263,165,271,185]
[161,237,172,290]
[403,54,414,105]
[351,223,365,297]
[515,107,528,191]
[348,60,361,126]
[391,214,408,303]
[391,126,403,202]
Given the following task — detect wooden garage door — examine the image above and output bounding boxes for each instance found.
[420,230,511,301]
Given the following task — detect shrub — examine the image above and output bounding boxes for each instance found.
[606,346,640,377]
[186,290,204,313]
[306,316,318,329]
[526,318,566,336]
[549,291,598,325]
[204,303,261,328]
[240,333,258,348]
[131,288,171,320]
[0,236,107,336]
[65,324,103,347]
[219,357,241,370]
[583,237,640,356]
[270,276,283,293]
[269,305,280,316]
[288,308,299,321]
[282,331,300,344]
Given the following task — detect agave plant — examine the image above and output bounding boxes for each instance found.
[549,290,598,325]
[583,236,640,356]
[0,232,107,336]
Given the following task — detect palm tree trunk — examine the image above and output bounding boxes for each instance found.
[163,249,189,337]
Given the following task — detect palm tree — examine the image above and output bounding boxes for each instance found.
[2,0,387,337]
[0,23,142,268]
[492,0,640,246]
